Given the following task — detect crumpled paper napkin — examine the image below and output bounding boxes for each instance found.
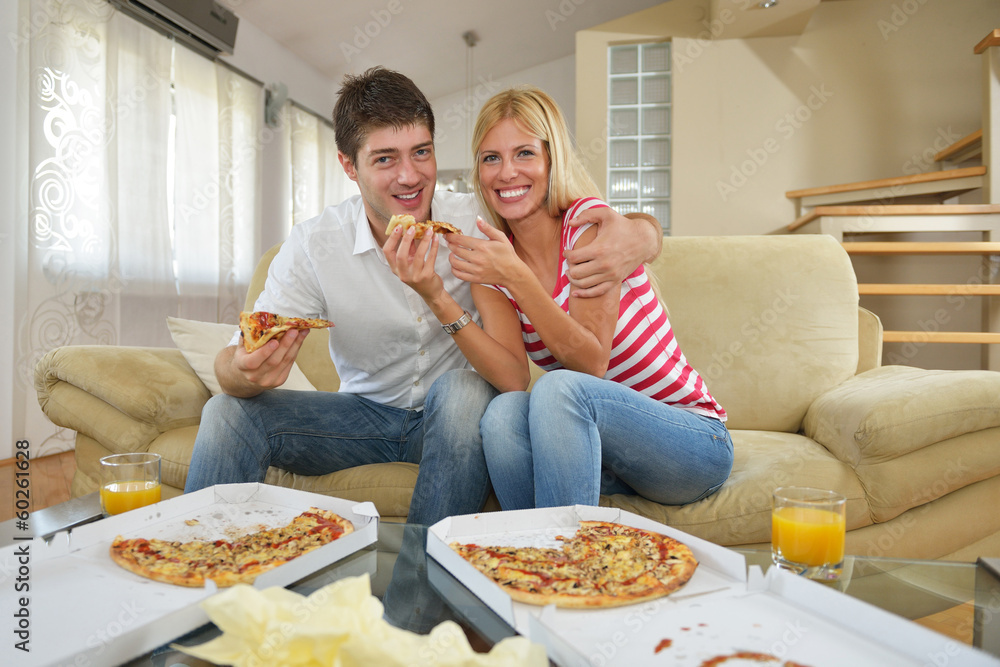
[174,573,547,666]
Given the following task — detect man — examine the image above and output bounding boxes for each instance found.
[184,66,662,629]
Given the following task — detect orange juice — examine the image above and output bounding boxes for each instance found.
[100,480,161,515]
[771,505,845,566]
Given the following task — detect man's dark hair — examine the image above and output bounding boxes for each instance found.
[333,67,435,165]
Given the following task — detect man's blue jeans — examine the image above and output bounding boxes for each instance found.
[480,369,734,510]
[184,368,498,526]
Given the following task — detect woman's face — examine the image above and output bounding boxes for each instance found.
[478,118,550,226]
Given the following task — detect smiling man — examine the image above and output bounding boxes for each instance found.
[183,67,661,631]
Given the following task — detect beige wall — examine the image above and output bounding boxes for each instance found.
[577,0,1000,371]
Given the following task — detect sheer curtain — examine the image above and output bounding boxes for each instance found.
[21,0,262,455]
[290,104,359,225]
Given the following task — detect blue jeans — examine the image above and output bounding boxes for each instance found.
[480,369,733,510]
[185,368,498,526]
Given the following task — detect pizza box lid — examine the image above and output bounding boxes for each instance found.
[0,482,378,667]
[427,505,1000,667]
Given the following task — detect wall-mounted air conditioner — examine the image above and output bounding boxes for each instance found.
[108,0,239,57]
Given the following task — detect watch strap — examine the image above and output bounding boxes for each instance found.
[442,310,472,335]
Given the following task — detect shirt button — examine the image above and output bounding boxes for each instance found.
[420,350,426,356]
[417,316,423,322]
[413,380,420,387]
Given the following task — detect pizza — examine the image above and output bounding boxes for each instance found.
[385,213,463,239]
[450,520,697,609]
[109,507,354,587]
[239,311,334,352]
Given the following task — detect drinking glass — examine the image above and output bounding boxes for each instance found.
[771,486,846,581]
[99,452,162,516]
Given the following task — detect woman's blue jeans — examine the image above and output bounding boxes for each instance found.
[480,369,734,510]
[184,369,498,526]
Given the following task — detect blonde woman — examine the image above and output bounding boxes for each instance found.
[387,87,732,510]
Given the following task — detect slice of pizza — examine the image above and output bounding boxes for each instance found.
[239,311,334,352]
[385,214,463,239]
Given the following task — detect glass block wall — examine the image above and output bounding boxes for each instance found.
[607,42,671,234]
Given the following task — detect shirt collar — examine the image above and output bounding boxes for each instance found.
[350,195,438,258]
[352,203,379,256]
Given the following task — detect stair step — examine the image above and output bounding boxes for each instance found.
[883,331,1000,344]
[859,284,1000,296]
[785,166,986,208]
[789,203,1000,232]
[975,28,1000,54]
[934,129,982,163]
[842,241,1000,255]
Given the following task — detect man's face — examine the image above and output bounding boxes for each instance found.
[339,123,437,243]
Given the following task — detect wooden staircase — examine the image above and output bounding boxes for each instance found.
[786,168,987,215]
[784,29,1000,371]
[935,129,982,165]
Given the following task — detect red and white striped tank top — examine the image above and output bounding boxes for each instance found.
[488,197,726,421]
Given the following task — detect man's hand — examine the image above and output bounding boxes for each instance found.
[447,219,530,286]
[383,224,445,300]
[216,328,308,397]
[563,209,662,298]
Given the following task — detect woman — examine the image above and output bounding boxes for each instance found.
[387,86,732,510]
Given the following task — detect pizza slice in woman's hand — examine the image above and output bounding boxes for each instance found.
[239,311,334,352]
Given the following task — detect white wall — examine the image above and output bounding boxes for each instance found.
[431,55,576,174]
[577,0,1000,371]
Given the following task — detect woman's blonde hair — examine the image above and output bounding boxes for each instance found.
[470,86,664,304]
[471,86,600,236]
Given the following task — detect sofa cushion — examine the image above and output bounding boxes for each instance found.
[265,463,419,520]
[166,317,316,395]
[600,429,870,546]
[652,235,859,433]
[35,346,208,444]
[804,365,1000,464]
[854,426,1000,522]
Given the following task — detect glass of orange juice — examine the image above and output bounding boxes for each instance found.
[772,486,846,581]
[99,453,162,516]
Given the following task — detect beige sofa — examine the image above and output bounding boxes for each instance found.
[35,235,1000,560]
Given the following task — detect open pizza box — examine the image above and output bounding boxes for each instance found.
[427,505,1000,667]
[0,482,378,667]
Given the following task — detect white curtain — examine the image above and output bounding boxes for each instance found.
[290,104,359,225]
[21,0,262,455]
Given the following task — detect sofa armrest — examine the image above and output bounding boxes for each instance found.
[802,365,1000,467]
[34,346,210,454]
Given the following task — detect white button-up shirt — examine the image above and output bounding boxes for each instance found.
[235,190,485,409]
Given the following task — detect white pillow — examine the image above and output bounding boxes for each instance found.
[166,317,317,395]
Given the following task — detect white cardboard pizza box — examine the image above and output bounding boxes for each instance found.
[427,505,1000,667]
[0,482,378,667]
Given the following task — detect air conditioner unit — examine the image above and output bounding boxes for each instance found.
[108,0,239,57]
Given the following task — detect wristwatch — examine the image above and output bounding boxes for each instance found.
[441,311,472,335]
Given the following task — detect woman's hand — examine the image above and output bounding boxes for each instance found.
[447,218,529,286]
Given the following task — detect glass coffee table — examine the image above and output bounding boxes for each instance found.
[5,497,1000,665]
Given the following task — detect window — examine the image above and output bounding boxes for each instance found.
[607,42,672,234]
